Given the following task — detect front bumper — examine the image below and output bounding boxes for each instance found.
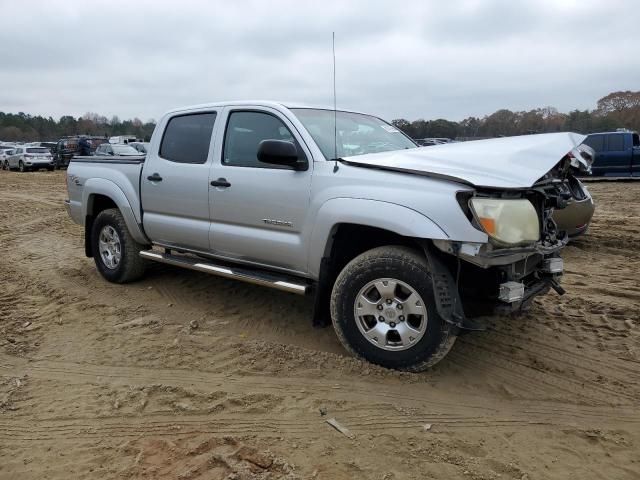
[426,239,565,328]
[433,235,568,268]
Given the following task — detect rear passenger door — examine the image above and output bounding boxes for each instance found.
[600,133,631,176]
[140,111,218,251]
[208,107,313,274]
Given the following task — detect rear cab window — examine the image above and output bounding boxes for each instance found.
[159,112,217,164]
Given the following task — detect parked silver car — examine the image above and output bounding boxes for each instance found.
[95,143,142,156]
[129,142,150,154]
[0,146,15,169]
[6,146,55,172]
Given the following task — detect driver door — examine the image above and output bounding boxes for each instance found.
[208,107,313,274]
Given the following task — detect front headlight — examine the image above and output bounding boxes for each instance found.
[470,198,540,246]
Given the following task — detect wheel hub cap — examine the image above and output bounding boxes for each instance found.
[354,278,428,352]
[98,225,122,270]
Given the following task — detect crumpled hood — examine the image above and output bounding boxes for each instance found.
[341,132,587,189]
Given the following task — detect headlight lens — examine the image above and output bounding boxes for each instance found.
[470,198,540,246]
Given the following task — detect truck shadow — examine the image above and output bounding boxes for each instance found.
[142,262,344,355]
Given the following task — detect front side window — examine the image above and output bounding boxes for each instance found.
[292,108,416,160]
[160,112,216,164]
[583,135,604,152]
[223,111,300,168]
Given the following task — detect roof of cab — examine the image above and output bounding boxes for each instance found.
[164,100,368,117]
[587,130,638,136]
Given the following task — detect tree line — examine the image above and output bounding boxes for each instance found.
[391,91,640,140]
[1,91,639,143]
[0,112,156,142]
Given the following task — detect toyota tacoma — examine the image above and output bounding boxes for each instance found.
[64,101,591,371]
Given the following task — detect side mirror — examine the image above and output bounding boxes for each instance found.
[257,139,305,170]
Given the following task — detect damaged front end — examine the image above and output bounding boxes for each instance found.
[426,151,591,330]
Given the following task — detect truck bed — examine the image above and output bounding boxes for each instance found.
[66,155,147,233]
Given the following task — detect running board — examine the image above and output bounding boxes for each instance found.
[139,250,309,295]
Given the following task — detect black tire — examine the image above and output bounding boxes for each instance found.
[91,208,146,283]
[47,167,54,172]
[330,246,457,372]
[18,161,26,172]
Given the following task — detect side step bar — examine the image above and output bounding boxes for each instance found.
[139,250,309,295]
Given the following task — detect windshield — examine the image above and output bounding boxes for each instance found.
[291,108,416,159]
[112,144,140,155]
[26,148,50,154]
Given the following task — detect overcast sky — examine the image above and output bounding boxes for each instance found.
[0,0,638,122]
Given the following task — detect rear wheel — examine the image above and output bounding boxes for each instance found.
[91,208,146,283]
[330,246,457,371]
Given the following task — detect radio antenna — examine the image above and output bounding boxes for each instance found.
[332,31,339,173]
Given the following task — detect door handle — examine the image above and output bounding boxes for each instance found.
[210,178,231,188]
[147,173,163,182]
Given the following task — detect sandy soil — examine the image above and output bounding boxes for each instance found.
[0,170,638,480]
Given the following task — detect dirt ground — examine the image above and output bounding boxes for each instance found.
[0,170,638,480]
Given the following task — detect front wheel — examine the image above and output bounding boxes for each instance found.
[330,246,457,372]
[18,161,26,172]
[91,208,146,283]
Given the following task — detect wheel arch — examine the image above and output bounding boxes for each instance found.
[308,198,450,327]
[82,179,148,257]
[308,198,449,278]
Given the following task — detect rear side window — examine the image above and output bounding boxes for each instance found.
[160,112,216,164]
[583,135,604,152]
[633,133,639,147]
[606,134,624,151]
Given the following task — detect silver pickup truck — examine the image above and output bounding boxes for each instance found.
[65,100,591,371]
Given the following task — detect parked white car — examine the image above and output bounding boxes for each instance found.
[7,146,55,172]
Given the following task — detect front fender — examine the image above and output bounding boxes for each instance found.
[82,178,148,244]
[307,198,449,277]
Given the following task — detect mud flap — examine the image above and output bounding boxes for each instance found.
[311,257,333,328]
[422,242,485,331]
[84,215,94,258]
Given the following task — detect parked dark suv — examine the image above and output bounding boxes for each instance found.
[582,130,640,177]
[52,136,105,169]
